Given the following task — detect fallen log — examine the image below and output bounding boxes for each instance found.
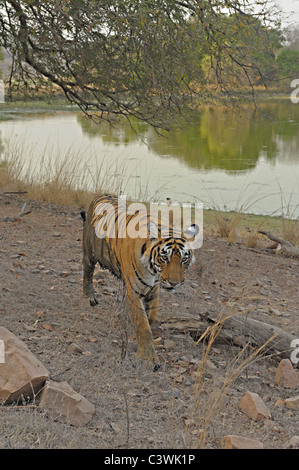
[258,230,299,259]
[160,312,204,334]
[199,310,298,359]
[160,310,297,360]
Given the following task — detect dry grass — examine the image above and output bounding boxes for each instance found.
[181,298,280,449]
[1,136,297,246]
[0,140,90,207]
[201,189,261,243]
[203,202,298,249]
[0,137,129,209]
[0,135,169,208]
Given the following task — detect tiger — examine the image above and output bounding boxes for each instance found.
[81,194,197,369]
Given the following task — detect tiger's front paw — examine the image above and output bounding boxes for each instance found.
[137,344,160,371]
[89,296,99,306]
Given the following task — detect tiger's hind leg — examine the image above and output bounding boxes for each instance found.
[82,253,98,306]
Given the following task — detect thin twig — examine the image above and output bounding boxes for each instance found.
[122,389,130,448]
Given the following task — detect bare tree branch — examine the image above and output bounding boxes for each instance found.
[0,0,282,130]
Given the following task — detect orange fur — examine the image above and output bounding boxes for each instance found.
[82,194,195,367]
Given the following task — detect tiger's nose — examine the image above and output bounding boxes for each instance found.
[168,280,180,287]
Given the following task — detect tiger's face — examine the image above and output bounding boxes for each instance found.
[141,236,194,290]
[153,238,194,289]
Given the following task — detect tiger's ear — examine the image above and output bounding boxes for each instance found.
[184,223,199,239]
[148,221,159,240]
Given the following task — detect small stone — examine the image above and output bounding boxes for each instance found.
[88,337,98,343]
[39,380,95,427]
[285,396,299,411]
[239,391,271,421]
[153,337,162,345]
[263,419,279,432]
[23,324,37,332]
[285,436,299,449]
[161,388,180,400]
[68,343,83,354]
[206,358,217,370]
[110,422,121,434]
[59,271,70,277]
[221,435,264,449]
[164,340,175,349]
[274,398,284,409]
[274,359,299,388]
[269,308,283,317]
[82,350,92,356]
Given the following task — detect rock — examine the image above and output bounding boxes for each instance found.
[88,337,98,344]
[110,422,121,434]
[221,435,264,449]
[39,380,95,427]
[269,308,283,317]
[285,436,299,449]
[274,398,284,409]
[274,359,299,388]
[239,391,271,421]
[0,327,50,404]
[285,396,299,411]
[164,340,175,349]
[205,358,217,370]
[161,388,180,400]
[263,419,279,432]
[68,342,83,354]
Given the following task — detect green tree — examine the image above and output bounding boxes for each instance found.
[276,49,299,78]
[0,0,281,130]
[198,13,282,88]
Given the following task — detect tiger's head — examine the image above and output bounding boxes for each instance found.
[141,222,198,290]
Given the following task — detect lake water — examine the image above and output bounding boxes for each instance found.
[0,100,298,218]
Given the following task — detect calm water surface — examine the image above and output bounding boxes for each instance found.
[0,100,298,217]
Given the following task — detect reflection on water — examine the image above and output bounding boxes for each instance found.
[0,100,298,217]
[78,101,299,170]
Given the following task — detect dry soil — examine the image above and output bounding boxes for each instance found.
[0,193,298,449]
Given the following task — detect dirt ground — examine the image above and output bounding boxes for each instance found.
[0,193,298,449]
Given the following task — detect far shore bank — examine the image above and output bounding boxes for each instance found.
[1,190,297,249]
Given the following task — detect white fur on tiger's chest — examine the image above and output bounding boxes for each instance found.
[139,259,160,286]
